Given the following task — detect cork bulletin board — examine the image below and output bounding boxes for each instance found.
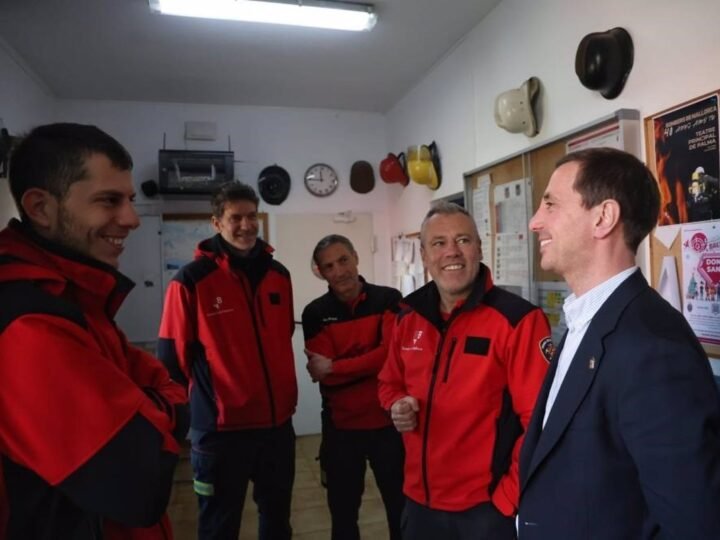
[464,110,641,341]
[465,110,640,289]
[644,90,720,357]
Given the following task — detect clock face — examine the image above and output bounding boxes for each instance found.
[304,163,339,197]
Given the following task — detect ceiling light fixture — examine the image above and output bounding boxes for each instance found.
[149,0,377,32]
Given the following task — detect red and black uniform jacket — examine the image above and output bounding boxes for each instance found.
[302,279,401,430]
[158,235,297,432]
[0,219,189,540]
[378,264,551,515]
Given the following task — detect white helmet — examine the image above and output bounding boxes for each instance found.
[494,77,540,137]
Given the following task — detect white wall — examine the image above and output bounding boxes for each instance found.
[0,39,55,224]
[386,0,720,236]
[55,99,393,284]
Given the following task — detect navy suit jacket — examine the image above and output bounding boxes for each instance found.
[519,270,720,539]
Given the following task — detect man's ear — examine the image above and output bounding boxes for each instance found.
[20,188,57,230]
[593,199,621,240]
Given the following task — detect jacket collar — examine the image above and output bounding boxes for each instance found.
[197,233,273,264]
[403,263,493,330]
[324,275,369,311]
[0,219,134,317]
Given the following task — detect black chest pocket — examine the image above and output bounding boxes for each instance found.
[465,336,490,355]
[269,292,281,305]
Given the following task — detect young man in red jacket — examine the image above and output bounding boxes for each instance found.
[302,235,405,540]
[378,202,551,539]
[158,182,297,540]
[0,123,189,539]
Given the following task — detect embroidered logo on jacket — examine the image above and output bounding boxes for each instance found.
[539,336,555,363]
[206,296,235,317]
[402,330,424,351]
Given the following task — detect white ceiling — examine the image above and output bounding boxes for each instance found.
[0,0,500,113]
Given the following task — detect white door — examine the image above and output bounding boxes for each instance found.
[116,215,163,344]
[275,213,374,435]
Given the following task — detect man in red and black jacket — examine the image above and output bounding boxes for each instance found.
[0,123,189,540]
[302,235,405,540]
[378,202,551,540]
[158,182,297,540]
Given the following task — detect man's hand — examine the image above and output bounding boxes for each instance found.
[305,349,333,382]
[391,396,419,432]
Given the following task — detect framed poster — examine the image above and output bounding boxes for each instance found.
[645,91,720,358]
[651,94,720,225]
[161,212,268,293]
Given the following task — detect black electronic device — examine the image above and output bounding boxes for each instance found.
[158,149,234,195]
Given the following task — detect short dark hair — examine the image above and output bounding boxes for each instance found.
[420,201,475,244]
[9,123,133,217]
[210,182,259,218]
[557,148,660,252]
[312,234,356,264]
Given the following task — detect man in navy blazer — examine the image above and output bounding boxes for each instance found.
[518,147,720,539]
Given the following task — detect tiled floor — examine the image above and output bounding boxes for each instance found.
[168,434,392,539]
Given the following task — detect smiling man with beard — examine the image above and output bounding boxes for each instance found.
[158,182,297,540]
[0,123,189,540]
[378,201,551,540]
[302,235,405,540]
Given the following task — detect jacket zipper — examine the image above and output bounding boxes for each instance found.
[257,291,267,327]
[239,275,277,426]
[421,330,446,507]
[441,337,458,383]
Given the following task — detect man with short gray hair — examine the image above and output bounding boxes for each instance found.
[379,202,551,539]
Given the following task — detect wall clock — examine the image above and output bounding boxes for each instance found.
[304,163,339,197]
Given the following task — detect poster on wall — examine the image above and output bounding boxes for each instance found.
[536,281,570,344]
[493,178,531,299]
[472,174,493,276]
[653,94,720,225]
[681,222,720,345]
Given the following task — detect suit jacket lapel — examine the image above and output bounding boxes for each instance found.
[520,331,566,489]
[522,270,649,490]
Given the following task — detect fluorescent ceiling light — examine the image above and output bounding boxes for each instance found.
[149,0,377,32]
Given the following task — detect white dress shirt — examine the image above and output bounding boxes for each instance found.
[542,267,638,428]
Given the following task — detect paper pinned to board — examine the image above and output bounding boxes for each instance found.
[658,255,682,312]
[653,225,681,250]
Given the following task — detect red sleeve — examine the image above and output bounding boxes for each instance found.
[124,341,189,442]
[157,280,196,386]
[0,314,180,486]
[377,314,409,410]
[302,307,362,384]
[125,345,186,403]
[323,310,395,385]
[491,308,551,516]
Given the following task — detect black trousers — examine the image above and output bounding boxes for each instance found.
[190,421,295,540]
[401,498,516,540]
[322,424,405,540]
